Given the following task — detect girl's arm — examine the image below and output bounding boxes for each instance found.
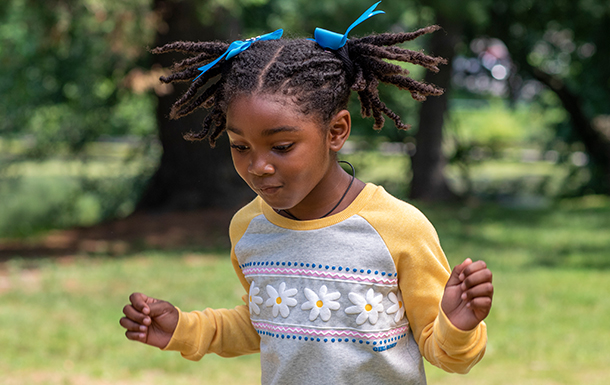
[359,188,488,374]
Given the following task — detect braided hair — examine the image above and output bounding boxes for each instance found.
[152,25,446,146]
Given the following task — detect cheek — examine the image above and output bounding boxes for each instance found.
[230,153,249,181]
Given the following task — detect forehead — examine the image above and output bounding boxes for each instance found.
[226,94,325,136]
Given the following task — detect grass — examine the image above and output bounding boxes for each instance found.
[2,197,610,384]
[1,140,609,383]
[0,253,262,385]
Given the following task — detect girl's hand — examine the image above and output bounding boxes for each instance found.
[441,258,493,331]
[120,292,178,349]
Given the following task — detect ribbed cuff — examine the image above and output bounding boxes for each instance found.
[161,308,200,357]
[434,306,486,354]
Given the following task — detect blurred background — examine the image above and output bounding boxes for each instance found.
[1,0,609,384]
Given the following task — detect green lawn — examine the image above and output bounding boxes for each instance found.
[1,197,609,384]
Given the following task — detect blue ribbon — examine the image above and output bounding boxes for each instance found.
[194,29,284,81]
[313,1,385,50]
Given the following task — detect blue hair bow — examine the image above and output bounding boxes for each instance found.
[194,29,284,81]
[313,1,385,50]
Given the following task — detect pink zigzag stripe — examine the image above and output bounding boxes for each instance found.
[252,322,409,340]
[242,267,397,285]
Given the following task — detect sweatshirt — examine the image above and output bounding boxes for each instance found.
[164,183,487,384]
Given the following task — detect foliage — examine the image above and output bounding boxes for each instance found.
[0,0,158,156]
[0,141,159,238]
[2,0,610,238]
[447,0,610,194]
[0,0,164,229]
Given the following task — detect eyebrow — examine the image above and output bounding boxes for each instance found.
[227,125,302,137]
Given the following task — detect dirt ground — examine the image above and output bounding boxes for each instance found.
[0,209,235,262]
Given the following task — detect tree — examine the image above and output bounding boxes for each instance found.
[484,0,610,194]
[409,14,461,202]
[136,0,254,211]
[408,0,610,198]
[0,0,156,155]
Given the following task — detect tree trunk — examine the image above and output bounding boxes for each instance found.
[409,17,460,202]
[137,0,254,212]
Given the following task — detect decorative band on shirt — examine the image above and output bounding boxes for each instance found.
[253,321,408,348]
[253,321,408,340]
[241,261,398,285]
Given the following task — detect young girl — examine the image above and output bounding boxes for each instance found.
[120,3,493,384]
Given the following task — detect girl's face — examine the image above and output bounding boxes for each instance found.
[226,94,350,216]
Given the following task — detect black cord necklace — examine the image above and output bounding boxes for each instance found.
[278,160,355,221]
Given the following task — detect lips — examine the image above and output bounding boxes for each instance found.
[255,184,282,196]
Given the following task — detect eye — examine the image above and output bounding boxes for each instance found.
[230,143,249,152]
[273,143,294,152]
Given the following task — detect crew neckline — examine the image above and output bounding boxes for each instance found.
[260,183,379,230]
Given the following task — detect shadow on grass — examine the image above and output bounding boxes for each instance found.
[2,196,609,271]
[414,196,610,270]
[0,208,234,263]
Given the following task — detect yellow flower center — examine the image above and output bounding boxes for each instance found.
[399,301,403,308]
[276,297,282,305]
[316,300,324,308]
[365,304,373,312]
[249,295,253,302]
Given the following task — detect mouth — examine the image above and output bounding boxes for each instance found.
[255,184,282,196]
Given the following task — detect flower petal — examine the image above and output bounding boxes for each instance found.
[369,310,379,325]
[356,312,369,325]
[326,291,341,301]
[348,292,366,306]
[345,305,362,315]
[266,285,278,298]
[279,304,290,318]
[304,288,318,302]
[319,285,328,297]
[320,307,332,321]
[285,298,298,307]
[309,307,320,321]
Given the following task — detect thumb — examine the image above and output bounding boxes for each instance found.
[147,300,173,318]
[446,258,472,287]
[130,292,153,314]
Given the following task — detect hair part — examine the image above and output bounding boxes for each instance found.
[152,25,446,146]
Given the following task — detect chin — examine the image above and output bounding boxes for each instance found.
[259,196,298,212]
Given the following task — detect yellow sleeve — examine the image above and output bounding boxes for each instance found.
[162,199,263,360]
[359,187,486,374]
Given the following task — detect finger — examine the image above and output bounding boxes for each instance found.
[129,292,152,314]
[462,260,490,278]
[446,258,473,286]
[147,300,171,318]
[125,330,147,342]
[119,316,148,333]
[466,296,493,311]
[122,304,152,326]
[461,282,494,302]
[461,268,493,291]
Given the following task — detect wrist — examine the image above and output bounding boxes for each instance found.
[435,306,485,350]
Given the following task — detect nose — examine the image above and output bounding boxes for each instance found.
[248,153,275,176]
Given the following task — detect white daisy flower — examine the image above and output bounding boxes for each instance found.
[265,282,298,318]
[345,288,384,325]
[301,285,341,322]
[386,291,405,322]
[248,281,264,315]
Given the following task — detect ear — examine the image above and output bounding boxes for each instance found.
[327,109,351,152]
